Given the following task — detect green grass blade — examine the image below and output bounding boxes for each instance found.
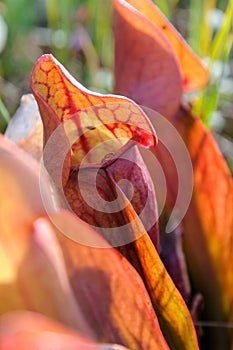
[192,0,233,126]
[0,98,11,132]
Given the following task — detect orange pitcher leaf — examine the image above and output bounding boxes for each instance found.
[30,54,157,169]
[144,106,233,347]
[30,54,160,248]
[116,0,208,91]
[0,311,130,350]
[174,107,233,321]
[113,0,183,120]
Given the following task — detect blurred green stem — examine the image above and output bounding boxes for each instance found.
[45,0,60,30]
[0,98,10,132]
[191,0,233,126]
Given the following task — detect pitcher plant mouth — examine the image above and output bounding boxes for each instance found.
[30,54,157,170]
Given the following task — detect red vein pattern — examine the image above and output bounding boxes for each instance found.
[31,54,157,167]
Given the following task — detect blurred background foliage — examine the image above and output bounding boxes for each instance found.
[0,0,232,170]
